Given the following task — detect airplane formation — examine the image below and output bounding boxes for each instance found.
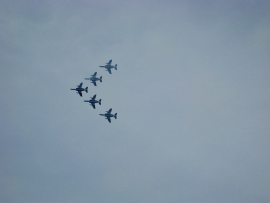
[70,60,117,123]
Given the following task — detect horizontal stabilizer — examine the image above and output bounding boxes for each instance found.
[85,87,88,93]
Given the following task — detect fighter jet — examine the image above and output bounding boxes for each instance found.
[84,94,101,109]
[85,72,102,86]
[99,60,117,74]
[70,82,88,97]
[99,108,117,123]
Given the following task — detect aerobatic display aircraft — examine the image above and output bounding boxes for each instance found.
[100,59,117,74]
[85,72,102,86]
[84,94,101,109]
[99,108,117,123]
[70,82,88,97]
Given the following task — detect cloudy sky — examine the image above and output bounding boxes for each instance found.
[1,0,269,203]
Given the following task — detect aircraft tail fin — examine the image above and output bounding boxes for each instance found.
[85,87,88,93]
[115,64,117,70]
[99,99,101,105]
[114,113,117,119]
[100,76,102,82]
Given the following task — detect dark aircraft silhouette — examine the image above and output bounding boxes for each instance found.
[100,59,117,74]
[85,72,102,86]
[70,82,88,97]
[99,108,117,123]
[84,94,101,109]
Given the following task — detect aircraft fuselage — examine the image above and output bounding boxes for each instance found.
[91,77,99,81]
[71,88,85,91]
[85,77,100,81]
[99,113,113,117]
[85,99,98,103]
[105,65,113,68]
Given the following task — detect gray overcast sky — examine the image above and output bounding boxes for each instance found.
[1,1,269,203]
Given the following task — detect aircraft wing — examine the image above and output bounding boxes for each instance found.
[107,69,112,74]
[91,103,96,109]
[78,91,82,97]
[106,117,111,123]
[92,81,97,86]
[92,72,97,77]
[92,94,96,99]
[107,108,112,114]
[107,60,112,65]
[78,82,83,88]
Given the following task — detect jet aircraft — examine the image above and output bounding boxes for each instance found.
[100,60,117,74]
[99,108,117,123]
[84,94,101,109]
[85,72,102,86]
[70,82,88,97]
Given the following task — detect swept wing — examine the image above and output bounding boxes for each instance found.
[107,108,112,114]
[91,103,96,109]
[106,117,111,123]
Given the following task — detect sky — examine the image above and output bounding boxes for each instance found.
[1,0,270,203]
